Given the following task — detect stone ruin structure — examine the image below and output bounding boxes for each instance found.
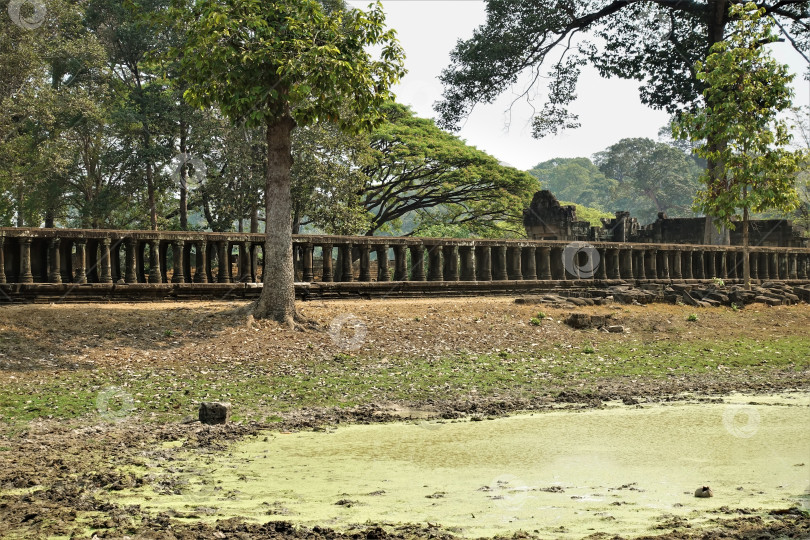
[524,190,808,248]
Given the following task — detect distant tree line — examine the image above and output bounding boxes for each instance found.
[0,0,536,237]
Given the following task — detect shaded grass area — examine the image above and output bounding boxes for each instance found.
[2,334,808,431]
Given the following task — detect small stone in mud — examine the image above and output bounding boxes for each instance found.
[335,499,358,507]
[425,491,446,499]
[199,402,231,425]
[695,486,713,498]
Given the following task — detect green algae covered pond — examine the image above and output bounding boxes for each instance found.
[114,393,810,538]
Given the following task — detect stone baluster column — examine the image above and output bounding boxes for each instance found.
[240,242,252,282]
[749,250,758,281]
[125,239,138,283]
[607,249,620,279]
[758,252,769,280]
[443,245,460,281]
[459,246,476,281]
[427,245,443,281]
[771,253,781,280]
[704,251,716,279]
[522,247,537,280]
[341,243,355,282]
[672,249,683,280]
[48,238,62,284]
[719,251,728,280]
[195,242,209,283]
[148,240,162,283]
[537,246,552,280]
[251,244,261,282]
[691,250,702,280]
[619,248,633,280]
[170,240,185,284]
[778,253,787,280]
[358,244,372,282]
[658,249,669,280]
[680,250,690,280]
[727,251,738,280]
[798,254,808,280]
[0,236,6,284]
[74,240,88,284]
[788,253,798,280]
[321,243,334,282]
[634,249,645,280]
[302,243,315,282]
[645,249,657,280]
[594,247,607,280]
[99,238,113,284]
[476,246,492,281]
[376,245,390,282]
[215,241,229,283]
[550,247,565,280]
[507,246,522,280]
[493,246,509,280]
[410,244,426,281]
[19,237,34,283]
[393,245,407,281]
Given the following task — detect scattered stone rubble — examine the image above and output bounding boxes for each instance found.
[516,282,810,309]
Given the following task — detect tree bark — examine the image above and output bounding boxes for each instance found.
[179,120,188,230]
[147,161,158,231]
[254,114,297,324]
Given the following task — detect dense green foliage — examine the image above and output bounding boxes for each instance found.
[0,0,527,239]
[528,137,702,224]
[436,0,808,139]
[529,158,613,210]
[674,4,805,287]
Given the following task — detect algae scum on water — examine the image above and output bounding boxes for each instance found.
[113,393,810,538]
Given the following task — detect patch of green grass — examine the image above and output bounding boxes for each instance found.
[687,313,699,322]
[1,337,808,431]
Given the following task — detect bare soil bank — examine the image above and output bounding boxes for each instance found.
[0,299,808,538]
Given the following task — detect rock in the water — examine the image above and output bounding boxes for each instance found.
[694,486,713,498]
[199,402,231,425]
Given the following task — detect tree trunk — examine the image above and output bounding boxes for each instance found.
[703,0,728,190]
[743,206,750,290]
[250,205,259,233]
[16,182,24,227]
[147,161,158,230]
[179,120,188,230]
[254,114,297,324]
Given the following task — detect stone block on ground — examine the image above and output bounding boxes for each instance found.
[199,402,231,425]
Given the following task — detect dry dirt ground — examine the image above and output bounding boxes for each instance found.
[0,297,808,539]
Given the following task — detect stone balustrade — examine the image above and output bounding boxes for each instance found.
[1,228,809,287]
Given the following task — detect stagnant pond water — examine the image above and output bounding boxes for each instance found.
[116,393,810,538]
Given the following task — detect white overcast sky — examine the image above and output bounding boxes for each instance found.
[347,0,810,171]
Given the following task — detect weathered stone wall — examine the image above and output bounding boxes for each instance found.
[524,190,808,248]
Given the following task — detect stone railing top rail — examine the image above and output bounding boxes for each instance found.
[1,227,809,253]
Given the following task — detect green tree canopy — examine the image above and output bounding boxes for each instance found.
[172,0,405,323]
[436,0,808,140]
[528,157,613,210]
[674,3,805,288]
[360,103,537,237]
[594,137,702,223]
